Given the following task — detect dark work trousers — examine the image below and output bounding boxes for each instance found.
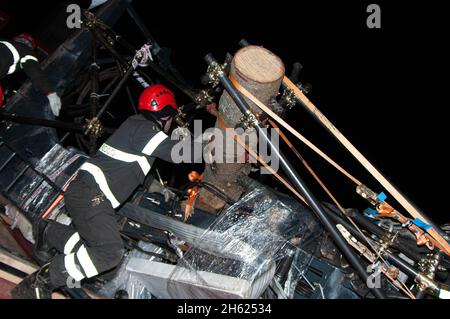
[45,171,124,288]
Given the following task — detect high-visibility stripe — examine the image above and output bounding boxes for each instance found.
[64,232,81,255]
[440,289,450,299]
[142,131,168,156]
[99,143,151,175]
[0,41,20,74]
[64,253,85,281]
[19,55,38,67]
[79,162,120,208]
[76,245,98,278]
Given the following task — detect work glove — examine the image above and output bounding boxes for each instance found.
[162,187,176,203]
[47,92,61,116]
[172,126,191,140]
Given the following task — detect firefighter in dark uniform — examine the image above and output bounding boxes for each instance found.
[11,84,199,298]
[0,34,61,115]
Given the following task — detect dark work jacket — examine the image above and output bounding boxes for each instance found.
[78,114,202,208]
[0,39,52,95]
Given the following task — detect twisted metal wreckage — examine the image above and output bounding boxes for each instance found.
[0,0,449,299]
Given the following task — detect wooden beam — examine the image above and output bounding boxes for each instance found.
[0,268,22,284]
[0,246,37,275]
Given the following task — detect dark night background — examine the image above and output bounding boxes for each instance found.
[1,1,448,224]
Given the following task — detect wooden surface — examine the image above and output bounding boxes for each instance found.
[234,45,285,84]
[0,217,28,259]
[221,46,285,125]
[0,276,16,299]
[0,246,38,275]
[197,46,285,213]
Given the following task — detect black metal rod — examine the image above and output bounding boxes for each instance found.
[238,39,250,47]
[415,289,427,299]
[284,83,447,241]
[0,113,116,135]
[203,53,386,299]
[92,25,196,101]
[5,164,29,192]
[348,211,429,255]
[239,39,447,243]
[322,203,422,262]
[93,65,135,121]
[1,139,63,193]
[0,113,84,131]
[0,153,16,172]
[60,132,71,143]
[326,203,427,256]
[321,203,432,299]
[125,85,138,114]
[387,254,418,279]
[89,36,100,155]
[125,4,161,53]
[125,4,194,89]
[100,28,183,91]
[90,37,100,119]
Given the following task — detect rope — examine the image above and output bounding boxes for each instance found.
[217,113,414,298]
[229,74,361,186]
[216,116,307,204]
[229,73,450,256]
[282,76,450,255]
[268,119,415,299]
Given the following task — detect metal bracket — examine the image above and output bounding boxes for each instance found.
[132,44,153,69]
[239,111,259,129]
[205,61,226,87]
[194,89,214,107]
[84,117,103,138]
[356,184,379,205]
[280,88,297,109]
[296,82,312,95]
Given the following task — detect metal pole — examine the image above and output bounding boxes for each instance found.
[0,113,116,135]
[288,88,448,241]
[322,204,422,262]
[204,53,386,299]
[91,25,196,101]
[1,113,82,132]
[97,64,135,120]
[82,64,135,137]
[239,38,448,245]
[89,36,100,155]
[125,3,161,54]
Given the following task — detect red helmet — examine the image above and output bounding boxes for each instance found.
[138,84,178,118]
[13,33,37,50]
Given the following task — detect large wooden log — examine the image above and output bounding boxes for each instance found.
[220,45,285,125]
[197,46,285,212]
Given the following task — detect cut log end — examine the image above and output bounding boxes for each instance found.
[233,45,285,84]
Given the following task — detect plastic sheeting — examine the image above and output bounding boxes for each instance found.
[7,144,86,221]
[104,187,323,299]
[283,248,359,299]
[4,204,34,243]
[98,241,165,299]
[135,188,316,299]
